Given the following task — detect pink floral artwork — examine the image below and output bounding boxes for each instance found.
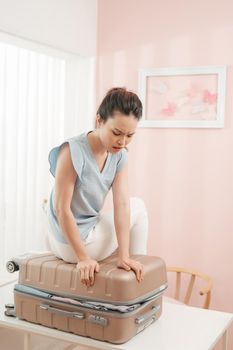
[146,74,218,121]
[161,102,177,117]
[202,89,217,104]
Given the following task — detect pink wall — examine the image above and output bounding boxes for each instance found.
[97,0,233,348]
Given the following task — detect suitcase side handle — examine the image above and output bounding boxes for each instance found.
[40,304,85,319]
[135,304,160,325]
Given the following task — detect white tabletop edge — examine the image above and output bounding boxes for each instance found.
[1,302,233,350]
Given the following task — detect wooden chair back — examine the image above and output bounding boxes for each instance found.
[166,266,213,309]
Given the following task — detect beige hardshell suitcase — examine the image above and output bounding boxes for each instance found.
[13,253,167,344]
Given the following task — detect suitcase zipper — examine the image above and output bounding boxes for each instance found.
[14,289,163,318]
[14,282,167,309]
[14,282,168,306]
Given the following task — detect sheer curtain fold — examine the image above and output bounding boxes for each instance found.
[0,37,95,268]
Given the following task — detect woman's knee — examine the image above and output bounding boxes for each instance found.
[129,197,149,235]
[130,197,148,214]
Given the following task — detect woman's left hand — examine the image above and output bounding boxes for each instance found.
[117,257,144,282]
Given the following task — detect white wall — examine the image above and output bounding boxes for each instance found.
[0,0,97,56]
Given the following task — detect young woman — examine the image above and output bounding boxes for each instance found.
[46,87,149,287]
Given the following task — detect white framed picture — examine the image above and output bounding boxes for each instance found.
[138,66,226,128]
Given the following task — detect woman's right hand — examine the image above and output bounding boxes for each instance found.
[76,258,100,287]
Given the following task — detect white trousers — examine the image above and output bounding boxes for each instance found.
[47,197,149,263]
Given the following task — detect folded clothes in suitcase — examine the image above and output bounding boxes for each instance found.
[12,253,167,344]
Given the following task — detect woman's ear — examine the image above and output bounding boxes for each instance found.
[96,114,104,128]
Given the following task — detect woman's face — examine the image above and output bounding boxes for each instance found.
[97,112,138,153]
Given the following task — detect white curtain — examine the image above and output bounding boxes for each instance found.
[0,33,95,269]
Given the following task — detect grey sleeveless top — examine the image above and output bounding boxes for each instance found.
[47,130,128,243]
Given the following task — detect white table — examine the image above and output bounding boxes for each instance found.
[0,281,232,350]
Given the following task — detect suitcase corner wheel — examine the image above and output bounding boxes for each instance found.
[4,303,16,317]
[6,260,19,273]
[6,252,52,273]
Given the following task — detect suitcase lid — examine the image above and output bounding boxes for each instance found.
[18,253,168,305]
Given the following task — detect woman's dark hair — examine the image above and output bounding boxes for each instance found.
[97,87,142,122]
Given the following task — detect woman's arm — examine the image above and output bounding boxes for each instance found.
[112,163,144,282]
[54,143,99,286]
[55,143,89,260]
[112,163,130,258]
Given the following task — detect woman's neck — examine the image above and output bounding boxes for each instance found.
[87,129,108,156]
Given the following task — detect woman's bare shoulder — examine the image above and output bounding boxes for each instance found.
[56,142,77,179]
